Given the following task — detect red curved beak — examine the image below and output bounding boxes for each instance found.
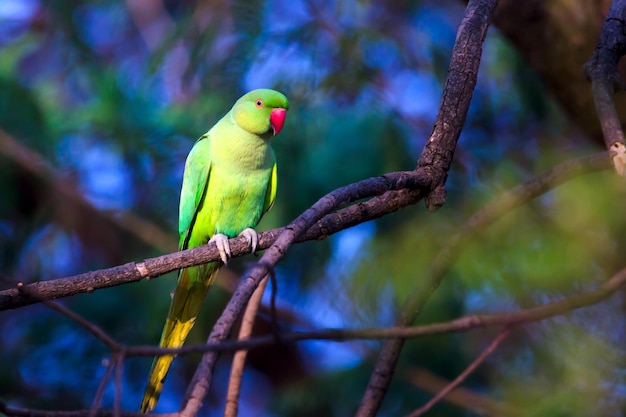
[270,108,287,136]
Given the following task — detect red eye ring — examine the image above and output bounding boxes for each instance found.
[255,99,264,108]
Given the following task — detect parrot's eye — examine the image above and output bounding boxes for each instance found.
[255,99,264,108]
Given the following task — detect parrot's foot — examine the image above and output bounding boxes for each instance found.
[209,229,259,264]
[239,228,259,255]
[209,233,231,264]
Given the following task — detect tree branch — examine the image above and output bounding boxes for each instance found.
[6,278,122,352]
[406,327,511,417]
[2,263,625,417]
[0,404,174,417]
[120,263,626,357]
[14,280,128,414]
[404,367,521,417]
[90,359,115,416]
[415,0,498,210]
[0,170,428,311]
[223,276,269,417]
[584,0,626,174]
[357,0,498,414]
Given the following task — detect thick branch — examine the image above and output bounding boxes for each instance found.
[416,0,497,210]
[358,0,499,414]
[0,171,427,311]
[584,0,626,174]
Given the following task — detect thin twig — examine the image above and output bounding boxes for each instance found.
[114,353,124,417]
[118,264,626,357]
[265,264,280,335]
[0,402,175,417]
[16,283,120,350]
[406,327,512,417]
[223,276,269,417]
[404,367,520,417]
[90,358,115,417]
[16,280,130,416]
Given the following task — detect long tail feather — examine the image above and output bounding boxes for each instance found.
[140,263,219,413]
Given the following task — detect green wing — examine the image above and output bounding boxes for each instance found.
[178,136,211,250]
[262,162,277,217]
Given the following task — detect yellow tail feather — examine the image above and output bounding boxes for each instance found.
[140,264,219,413]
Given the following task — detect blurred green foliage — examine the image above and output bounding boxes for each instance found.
[0,1,624,416]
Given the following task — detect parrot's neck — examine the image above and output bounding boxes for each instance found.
[210,115,275,171]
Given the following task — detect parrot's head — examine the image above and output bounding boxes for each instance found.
[232,89,289,137]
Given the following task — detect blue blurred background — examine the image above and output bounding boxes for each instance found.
[1,1,625,416]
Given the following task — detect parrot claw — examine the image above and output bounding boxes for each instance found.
[209,229,258,264]
[209,233,231,264]
[239,228,259,254]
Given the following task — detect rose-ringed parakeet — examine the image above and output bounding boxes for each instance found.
[140,89,289,412]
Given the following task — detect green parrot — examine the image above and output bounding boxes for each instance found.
[140,89,289,412]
